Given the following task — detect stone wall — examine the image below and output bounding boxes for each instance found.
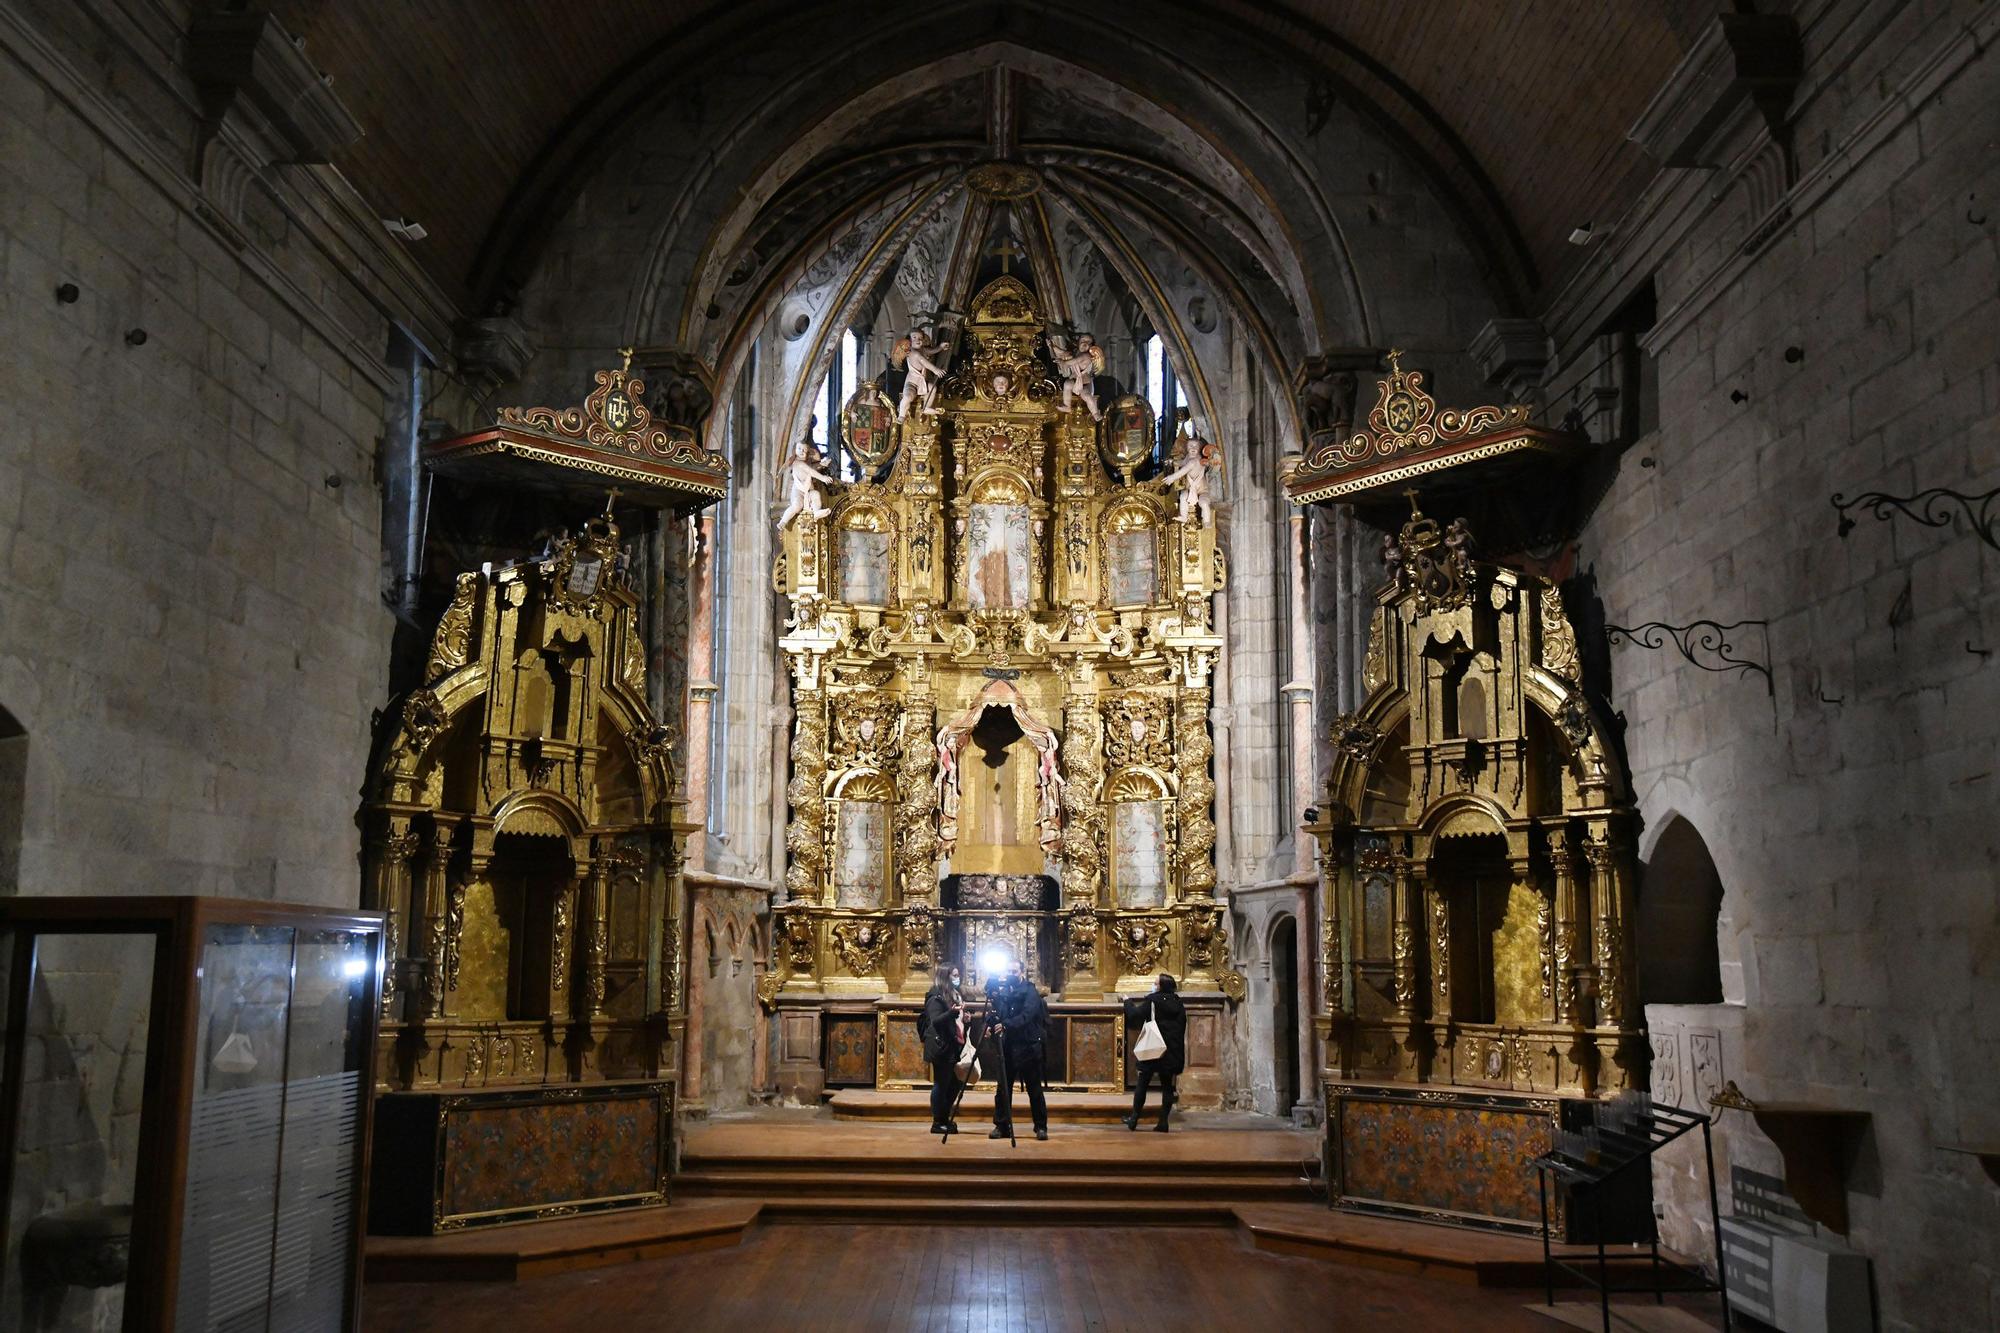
[1546,4,2000,1326]
[0,3,443,905]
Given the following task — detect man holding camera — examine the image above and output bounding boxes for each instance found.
[986,962,1050,1141]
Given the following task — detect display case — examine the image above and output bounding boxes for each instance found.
[0,896,383,1332]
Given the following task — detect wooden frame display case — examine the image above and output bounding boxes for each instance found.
[0,896,383,1333]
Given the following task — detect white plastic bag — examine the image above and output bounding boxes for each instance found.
[1134,1019,1167,1063]
[955,1038,980,1083]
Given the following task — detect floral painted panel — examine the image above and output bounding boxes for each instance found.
[1336,1092,1554,1225]
[441,1091,663,1221]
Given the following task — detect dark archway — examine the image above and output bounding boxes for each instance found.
[0,705,23,893]
[1638,816,1725,1005]
[1271,916,1300,1115]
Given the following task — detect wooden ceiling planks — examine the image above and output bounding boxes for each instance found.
[264,1,1716,313]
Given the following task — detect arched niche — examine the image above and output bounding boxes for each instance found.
[830,769,895,908]
[1270,914,1301,1114]
[1100,497,1162,606]
[0,705,23,892]
[1106,767,1172,909]
[835,498,896,607]
[1638,816,1725,1005]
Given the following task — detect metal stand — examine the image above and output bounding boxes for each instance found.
[1530,1099,1732,1332]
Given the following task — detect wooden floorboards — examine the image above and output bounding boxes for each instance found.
[364,1222,1721,1332]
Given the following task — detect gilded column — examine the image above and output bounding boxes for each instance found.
[369,817,419,1021]
[1390,857,1417,1022]
[583,850,612,1021]
[420,817,459,1020]
[893,666,939,906]
[784,687,830,904]
[1174,683,1217,898]
[1548,835,1581,1026]
[1059,670,1105,907]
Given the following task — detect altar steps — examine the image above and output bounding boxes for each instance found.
[674,1118,1324,1221]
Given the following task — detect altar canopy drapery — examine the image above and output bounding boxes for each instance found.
[935,679,1064,858]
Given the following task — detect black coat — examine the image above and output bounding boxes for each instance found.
[992,980,1048,1051]
[921,985,962,1062]
[1125,990,1187,1074]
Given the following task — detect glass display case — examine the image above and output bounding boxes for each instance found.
[0,897,382,1332]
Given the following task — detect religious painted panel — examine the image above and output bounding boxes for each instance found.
[840,526,892,605]
[965,503,1032,609]
[823,1014,877,1086]
[1111,800,1168,908]
[1107,527,1157,605]
[1330,1084,1557,1233]
[833,800,890,908]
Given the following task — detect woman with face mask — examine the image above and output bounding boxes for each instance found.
[922,963,965,1134]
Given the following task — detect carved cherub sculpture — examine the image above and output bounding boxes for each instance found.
[1158,411,1218,526]
[893,329,949,420]
[776,422,835,530]
[1049,331,1103,420]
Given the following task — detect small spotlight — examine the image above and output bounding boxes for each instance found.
[383,217,428,242]
[977,946,1011,978]
[342,956,369,979]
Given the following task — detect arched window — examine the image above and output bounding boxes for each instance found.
[1638,816,1726,1005]
[1141,333,1188,467]
[809,330,863,480]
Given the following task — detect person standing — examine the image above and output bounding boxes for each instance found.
[990,963,1050,1140]
[922,963,965,1135]
[1123,973,1187,1132]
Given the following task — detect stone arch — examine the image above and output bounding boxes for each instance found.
[1638,814,1726,1006]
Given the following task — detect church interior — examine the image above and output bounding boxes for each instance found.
[0,1,1995,1330]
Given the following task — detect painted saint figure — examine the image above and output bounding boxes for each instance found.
[893,328,949,420]
[776,421,835,529]
[1049,332,1103,420]
[1158,411,1218,526]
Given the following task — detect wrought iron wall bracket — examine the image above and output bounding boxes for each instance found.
[1832,486,1999,551]
[1606,620,1773,695]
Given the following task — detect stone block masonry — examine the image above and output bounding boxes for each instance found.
[1570,5,2000,1329]
[0,14,416,906]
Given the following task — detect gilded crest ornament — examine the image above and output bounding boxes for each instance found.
[1388,496,1475,614]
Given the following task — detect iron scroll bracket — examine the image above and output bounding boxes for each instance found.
[1605,620,1773,696]
[1832,486,1999,552]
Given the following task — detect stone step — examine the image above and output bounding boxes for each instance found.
[676,1168,1319,1202]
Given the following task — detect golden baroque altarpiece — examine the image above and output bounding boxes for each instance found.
[362,351,726,1109]
[767,278,1245,1025]
[1293,353,1641,1098]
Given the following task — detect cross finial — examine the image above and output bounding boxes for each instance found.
[1403,486,1423,515]
[618,346,635,374]
[1385,347,1405,375]
[604,487,622,514]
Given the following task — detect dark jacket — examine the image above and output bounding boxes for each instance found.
[1125,990,1187,1074]
[992,979,1048,1051]
[921,985,962,1062]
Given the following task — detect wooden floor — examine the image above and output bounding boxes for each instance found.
[362,1222,1722,1331]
